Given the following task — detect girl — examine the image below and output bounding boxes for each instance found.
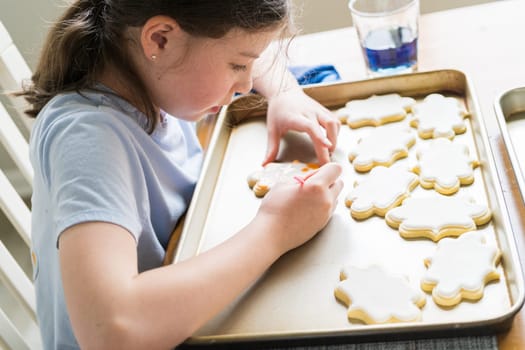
[20,0,343,348]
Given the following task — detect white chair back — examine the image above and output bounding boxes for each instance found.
[0,21,33,136]
[0,21,42,350]
[0,107,41,349]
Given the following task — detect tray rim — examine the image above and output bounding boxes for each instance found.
[493,86,525,204]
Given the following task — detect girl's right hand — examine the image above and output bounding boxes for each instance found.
[253,162,344,255]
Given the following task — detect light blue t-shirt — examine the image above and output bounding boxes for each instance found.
[29,89,203,349]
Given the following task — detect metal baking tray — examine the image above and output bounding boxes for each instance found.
[494,86,525,203]
[174,70,525,346]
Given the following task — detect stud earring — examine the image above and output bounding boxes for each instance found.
[151,54,157,61]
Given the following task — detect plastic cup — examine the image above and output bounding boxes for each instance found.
[348,0,420,77]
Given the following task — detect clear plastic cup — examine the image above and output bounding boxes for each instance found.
[349,0,420,77]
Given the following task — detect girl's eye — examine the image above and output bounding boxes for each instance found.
[230,64,247,72]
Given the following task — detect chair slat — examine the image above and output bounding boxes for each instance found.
[0,21,33,135]
[0,20,41,350]
[0,169,31,247]
[0,307,32,350]
[0,241,36,320]
[0,102,33,186]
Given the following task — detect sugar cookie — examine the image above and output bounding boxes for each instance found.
[345,166,419,220]
[335,265,426,324]
[410,93,469,139]
[348,127,416,172]
[413,138,479,195]
[247,160,319,197]
[421,232,501,307]
[385,195,492,241]
[337,93,416,128]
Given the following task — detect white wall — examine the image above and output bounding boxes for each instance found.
[0,0,62,69]
[293,0,498,35]
[1,0,499,69]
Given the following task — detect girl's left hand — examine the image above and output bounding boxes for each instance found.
[263,88,340,166]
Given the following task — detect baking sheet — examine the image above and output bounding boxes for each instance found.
[494,86,525,203]
[175,70,524,344]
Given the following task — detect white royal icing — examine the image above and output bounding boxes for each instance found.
[336,265,425,324]
[385,195,491,241]
[339,93,416,128]
[345,166,419,218]
[349,127,416,172]
[411,93,468,139]
[414,138,478,194]
[422,232,500,302]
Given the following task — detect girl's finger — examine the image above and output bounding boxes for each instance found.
[262,127,282,166]
[330,178,344,196]
[317,111,340,153]
[289,117,332,164]
[312,139,331,165]
[306,162,343,186]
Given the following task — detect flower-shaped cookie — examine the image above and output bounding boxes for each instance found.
[345,166,419,220]
[385,195,492,241]
[413,138,479,195]
[410,93,469,139]
[337,93,416,128]
[421,232,501,307]
[335,265,426,324]
[348,127,416,172]
[247,160,319,197]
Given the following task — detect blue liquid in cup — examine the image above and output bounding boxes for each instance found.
[363,26,417,74]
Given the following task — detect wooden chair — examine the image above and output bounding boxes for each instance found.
[0,21,42,350]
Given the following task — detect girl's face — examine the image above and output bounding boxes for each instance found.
[144,27,282,121]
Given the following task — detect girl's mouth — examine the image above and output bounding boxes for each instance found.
[209,106,221,114]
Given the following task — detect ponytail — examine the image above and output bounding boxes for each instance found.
[22,0,106,114]
[19,0,157,132]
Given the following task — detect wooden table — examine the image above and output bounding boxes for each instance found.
[285,1,525,349]
[171,1,524,348]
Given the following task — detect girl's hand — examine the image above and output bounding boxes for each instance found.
[253,162,343,255]
[263,88,341,166]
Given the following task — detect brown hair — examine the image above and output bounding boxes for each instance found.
[19,0,293,132]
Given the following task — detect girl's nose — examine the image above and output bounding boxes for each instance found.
[234,77,253,95]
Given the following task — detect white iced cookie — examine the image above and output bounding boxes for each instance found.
[413,138,479,195]
[247,160,319,197]
[421,232,501,307]
[345,166,419,220]
[335,265,426,324]
[337,93,416,128]
[348,127,416,172]
[385,195,492,241]
[410,93,469,139]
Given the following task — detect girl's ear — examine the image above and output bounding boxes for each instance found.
[140,16,182,60]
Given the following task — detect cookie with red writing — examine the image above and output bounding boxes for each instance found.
[247,160,319,197]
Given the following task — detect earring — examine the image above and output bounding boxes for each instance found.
[151,54,157,61]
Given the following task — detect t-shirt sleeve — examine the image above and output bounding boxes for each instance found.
[35,108,145,245]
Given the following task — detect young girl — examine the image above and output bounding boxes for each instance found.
[20,0,343,348]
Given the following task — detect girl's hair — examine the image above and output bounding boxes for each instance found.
[19,0,293,132]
